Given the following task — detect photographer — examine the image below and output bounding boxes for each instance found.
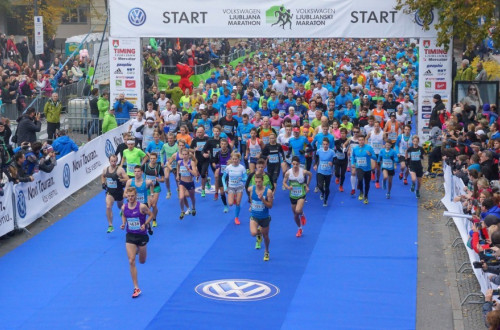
[429,94,446,128]
[38,144,57,173]
[15,107,41,144]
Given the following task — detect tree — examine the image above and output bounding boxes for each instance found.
[395,0,500,53]
[12,0,92,37]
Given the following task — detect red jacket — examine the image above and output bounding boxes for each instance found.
[471,228,490,253]
[6,39,18,53]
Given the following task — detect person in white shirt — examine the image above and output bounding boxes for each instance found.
[312,81,328,102]
[376,76,389,93]
[144,102,158,122]
[272,74,288,95]
[241,99,255,120]
[129,110,145,147]
[157,91,169,111]
[165,105,181,132]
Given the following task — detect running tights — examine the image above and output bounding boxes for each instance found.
[356,168,372,198]
[267,164,280,184]
[317,173,332,201]
[335,161,348,186]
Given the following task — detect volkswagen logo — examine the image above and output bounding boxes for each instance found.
[128,8,146,26]
[105,139,115,159]
[17,191,26,218]
[63,164,71,188]
[195,279,279,301]
[414,10,434,27]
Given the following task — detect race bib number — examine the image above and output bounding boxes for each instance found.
[229,176,241,187]
[262,136,270,145]
[127,217,141,231]
[269,154,279,163]
[137,194,145,203]
[291,185,303,198]
[336,151,345,160]
[179,166,190,177]
[279,110,286,117]
[319,161,332,172]
[411,152,420,161]
[250,149,259,158]
[251,200,265,211]
[242,133,249,141]
[382,159,393,169]
[146,175,157,185]
[127,163,137,173]
[388,132,397,141]
[224,125,232,134]
[196,141,206,150]
[106,178,117,189]
[372,142,383,152]
[221,164,227,172]
[356,157,367,167]
[291,119,297,125]
[212,147,221,157]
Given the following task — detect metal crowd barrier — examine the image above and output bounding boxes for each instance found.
[62,116,130,145]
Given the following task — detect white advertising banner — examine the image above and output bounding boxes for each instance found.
[417,38,452,140]
[0,183,15,237]
[34,16,44,55]
[14,123,129,229]
[93,41,110,86]
[109,0,438,38]
[109,38,143,110]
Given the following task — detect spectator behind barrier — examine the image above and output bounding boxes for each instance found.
[51,129,78,160]
[113,93,134,121]
[8,150,34,183]
[14,107,41,144]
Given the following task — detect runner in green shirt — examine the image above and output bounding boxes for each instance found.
[121,139,147,177]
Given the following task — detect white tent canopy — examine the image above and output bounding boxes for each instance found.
[65,33,108,45]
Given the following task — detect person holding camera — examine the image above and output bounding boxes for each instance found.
[113,94,134,123]
[14,107,41,145]
[429,94,446,128]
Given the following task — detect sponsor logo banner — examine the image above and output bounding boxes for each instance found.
[109,37,143,109]
[0,183,15,237]
[14,124,129,229]
[417,37,452,141]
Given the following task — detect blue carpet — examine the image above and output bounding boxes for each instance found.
[0,171,417,329]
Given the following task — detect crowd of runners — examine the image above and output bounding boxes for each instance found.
[101,38,423,297]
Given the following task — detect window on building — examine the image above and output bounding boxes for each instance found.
[61,5,89,24]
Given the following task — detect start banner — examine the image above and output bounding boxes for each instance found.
[109,0,438,38]
[14,123,129,229]
[0,183,15,237]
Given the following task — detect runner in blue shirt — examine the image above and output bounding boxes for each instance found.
[247,173,274,261]
[237,114,254,169]
[288,127,310,166]
[350,134,376,204]
[378,140,399,199]
[145,132,164,163]
[314,138,336,207]
[312,124,335,150]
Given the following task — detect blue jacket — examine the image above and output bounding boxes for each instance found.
[481,205,500,220]
[113,100,134,120]
[52,136,79,159]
